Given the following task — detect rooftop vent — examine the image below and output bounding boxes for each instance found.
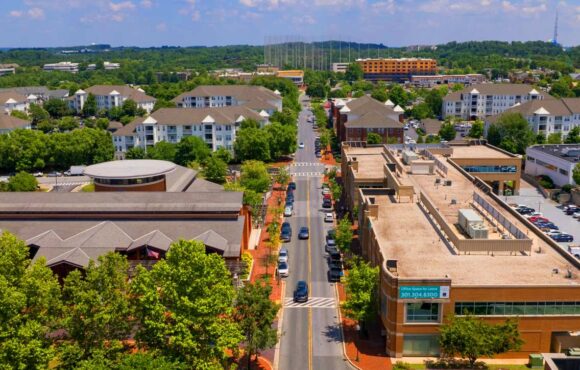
[386,260,398,272]
[369,197,376,205]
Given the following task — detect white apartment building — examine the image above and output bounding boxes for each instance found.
[525,145,580,186]
[172,85,282,116]
[332,63,349,73]
[485,98,580,138]
[410,74,486,88]
[87,61,121,71]
[0,91,32,114]
[69,85,156,114]
[442,84,550,120]
[43,62,79,73]
[112,106,268,157]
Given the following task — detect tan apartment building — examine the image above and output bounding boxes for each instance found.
[352,145,580,358]
[357,58,437,82]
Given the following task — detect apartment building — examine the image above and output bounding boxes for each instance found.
[330,96,404,143]
[0,91,31,114]
[172,85,282,115]
[410,74,486,88]
[0,114,31,134]
[112,106,267,156]
[0,86,69,102]
[68,85,156,114]
[43,61,79,73]
[443,84,550,120]
[356,58,437,82]
[525,145,580,187]
[0,64,17,76]
[345,144,580,358]
[87,61,120,71]
[486,98,580,138]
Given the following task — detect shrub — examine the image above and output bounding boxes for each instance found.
[240,252,253,280]
[561,184,573,193]
[538,175,555,189]
[393,362,413,370]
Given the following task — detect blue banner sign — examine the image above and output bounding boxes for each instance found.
[399,286,449,299]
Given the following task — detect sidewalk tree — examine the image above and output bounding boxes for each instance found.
[439,315,523,367]
[0,232,62,369]
[240,160,271,193]
[341,257,379,335]
[203,155,228,184]
[439,123,456,141]
[131,240,243,369]
[234,282,280,370]
[468,120,484,138]
[59,252,134,366]
[335,216,354,254]
[366,132,382,145]
[274,167,290,188]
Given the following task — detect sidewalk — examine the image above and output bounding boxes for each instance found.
[337,283,392,370]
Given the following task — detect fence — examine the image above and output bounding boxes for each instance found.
[473,193,528,240]
[422,149,448,176]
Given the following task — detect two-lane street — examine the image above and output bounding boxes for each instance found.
[277,99,352,370]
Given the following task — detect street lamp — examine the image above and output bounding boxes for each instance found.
[355,324,361,362]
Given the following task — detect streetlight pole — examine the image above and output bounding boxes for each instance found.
[355,323,360,362]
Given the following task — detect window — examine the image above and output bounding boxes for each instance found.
[559,169,569,176]
[455,301,580,316]
[405,303,440,323]
[403,335,440,356]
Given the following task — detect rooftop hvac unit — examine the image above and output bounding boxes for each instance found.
[402,150,419,165]
[468,223,489,239]
[445,180,452,186]
[458,209,484,233]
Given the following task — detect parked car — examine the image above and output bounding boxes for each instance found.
[568,245,580,258]
[328,267,342,282]
[573,212,580,219]
[327,248,341,261]
[516,207,535,215]
[47,172,63,177]
[565,207,580,215]
[323,193,331,200]
[551,233,574,243]
[315,151,322,158]
[322,188,331,195]
[535,221,558,230]
[293,281,309,303]
[281,222,292,242]
[278,247,289,263]
[286,193,295,203]
[324,213,334,223]
[529,216,550,223]
[277,262,289,277]
[298,227,309,240]
[322,199,332,209]
[284,206,293,217]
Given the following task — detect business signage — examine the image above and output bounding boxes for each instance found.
[399,286,450,299]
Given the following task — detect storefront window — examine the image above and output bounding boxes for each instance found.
[403,334,440,356]
[455,301,580,316]
[405,302,440,323]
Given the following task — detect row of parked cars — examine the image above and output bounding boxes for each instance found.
[314,136,322,158]
[512,204,574,243]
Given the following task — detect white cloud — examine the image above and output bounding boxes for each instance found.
[109,1,136,12]
[141,0,153,7]
[9,10,24,17]
[27,7,45,19]
[191,10,200,20]
[370,0,396,14]
[155,21,167,31]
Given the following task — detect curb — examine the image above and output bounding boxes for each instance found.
[335,284,363,370]
[272,280,285,370]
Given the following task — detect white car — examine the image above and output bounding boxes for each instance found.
[33,171,44,177]
[299,142,305,149]
[322,188,331,195]
[278,248,289,263]
[284,206,293,217]
[324,213,334,223]
[277,262,289,277]
[573,212,580,219]
[544,230,564,236]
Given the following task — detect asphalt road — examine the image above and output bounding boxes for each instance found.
[277,99,352,370]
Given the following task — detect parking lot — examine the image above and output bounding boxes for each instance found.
[505,182,579,249]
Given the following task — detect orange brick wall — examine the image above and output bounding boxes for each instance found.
[358,59,437,75]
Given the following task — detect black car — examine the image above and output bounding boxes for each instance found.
[281,222,292,242]
[298,226,309,239]
[565,207,580,215]
[315,152,322,158]
[326,229,336,241]
[288,182,296,190]
[322,199,332,208]
[293,280,309,302]
[328,267,342,282]
[325,239,337,253]
[516,207,535,215]
[327,248,341,261]
[285,200,294,208]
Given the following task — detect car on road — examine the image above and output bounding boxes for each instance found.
[298,142,305,149]
[277,262,289,277]
[288,182,296,191]
[516,207,535,215]
[325,240,337,253]
[315,151,322,158]
[322,198,332,209]
[551,233,574,243]
[328,267,342,282]
[284,206,293,217]
[33,171,44,177]
[278,247,289,263]
[322,187,331,195]
[293,281,309,303]
[298,227,309,239]
[324,213,334,223]
[286,193,295,203]
[327,248,341,262]
[47,172,63,177]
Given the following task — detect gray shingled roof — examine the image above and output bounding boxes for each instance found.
[172,85,280,103]
[0,91,27,104]
[142,106,263,125]
[343,96,403,129]
[0,114,30,130]
[489,98,580,120]
[85,85,156,103]
[443,84,551,102]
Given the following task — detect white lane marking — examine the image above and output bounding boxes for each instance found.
[284,297,337,309]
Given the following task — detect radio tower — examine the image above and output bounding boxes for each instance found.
[552,10,558,45]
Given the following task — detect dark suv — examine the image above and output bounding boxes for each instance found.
[293,280,309,303]
[281,222,292,242]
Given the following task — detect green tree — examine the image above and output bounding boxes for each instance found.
[274,167,290,188]
[203,155,228,184]
[335,216,354,254]
[234,282,280,369]
[131,240,243,368]
[214,147,233,164]
[264,122,297,159]
[6,171,38,192]
[573,163,580,185]
[491,112,536,154]
[10,110,28,120]
[146,141,177,162]
[409,103,433,120]
[565,126,580,144]
[387,84,408,107]
[439,315,523,367]
[550,79,574,98]
[439,122,456,141]
[125,146,146,159]
[370,88,388,103]
[240,160,271,193]
[468,120,484,138]
[487,124,502,146]
[28,104,50,124]
[547,132,562,144]
[345,62,363,82]
[451,83,465,92]
[270,108,298,126]
[425,88,445,117]
[234,127,271,162]
[366,132,382,144]
[59,253,134,367]
[306,82,327,99]
[341,257,379,335]
[57,116,80,131]
[175,136,211,165]
[0,231,62,369]
[82,93,98,117]
[121,99,138,117]
[44,98,71,118]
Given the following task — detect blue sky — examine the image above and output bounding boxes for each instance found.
[0,0,579,48]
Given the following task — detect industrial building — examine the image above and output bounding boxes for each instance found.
[525,145,580,187]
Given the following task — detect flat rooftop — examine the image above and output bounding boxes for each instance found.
[449,145,516,159]
[84,160,176,179]
[366,148,577,286]
[344,146,387,180]
[528,144,580,164]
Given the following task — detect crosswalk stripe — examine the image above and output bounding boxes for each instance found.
[291,172,324,177]
[283,297,337,309]
[290,162,325,167]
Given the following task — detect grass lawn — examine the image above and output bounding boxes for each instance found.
[81,183,95,192]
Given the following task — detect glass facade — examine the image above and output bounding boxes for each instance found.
[403,334,440,356]
[94,175,164,186]
[455,301,580,316]
[405,302,440,323]
[462,165,517,173]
